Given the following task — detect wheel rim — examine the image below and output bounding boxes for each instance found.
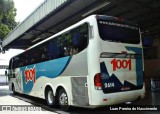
[48,91,54,104]
[59,93,68,106]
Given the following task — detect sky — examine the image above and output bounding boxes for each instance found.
[14,0,45,22]
[0,0,45,74]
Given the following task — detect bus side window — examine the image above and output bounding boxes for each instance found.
[12,59,15,69]
[71,23,88,55]
[48,41,55,59]
[79,23,88,51]
[34,48,41,63]
[29,50,34,64]
[73,30,80,46]
[8,59,12,79]
[40,44,48,62]
[48,38,64,59]
[24,52,29,66]
[9,59,12,69]
[13,57,18,69]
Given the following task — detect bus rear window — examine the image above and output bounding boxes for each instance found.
[97,19,140,44]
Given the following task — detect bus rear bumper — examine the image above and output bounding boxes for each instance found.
[91,89,145,107]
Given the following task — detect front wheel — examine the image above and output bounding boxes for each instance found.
[58,88,69,111]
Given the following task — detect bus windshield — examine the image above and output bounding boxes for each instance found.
[97,19,140,44]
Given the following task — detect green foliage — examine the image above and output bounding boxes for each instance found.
[0,0,17,39]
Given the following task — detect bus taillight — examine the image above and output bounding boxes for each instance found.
[94,73,102,90]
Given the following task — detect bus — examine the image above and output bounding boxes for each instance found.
[8,15,145,110]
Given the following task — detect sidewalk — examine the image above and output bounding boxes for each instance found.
[0,85,57,114]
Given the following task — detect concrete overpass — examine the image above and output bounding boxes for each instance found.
[2,0,160,50]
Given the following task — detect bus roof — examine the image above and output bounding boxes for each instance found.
[11,14,138,59]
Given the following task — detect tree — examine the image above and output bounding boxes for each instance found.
[0,0,17,40]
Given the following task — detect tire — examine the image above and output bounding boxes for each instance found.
[58,88,69,111]
[46,88,56,107]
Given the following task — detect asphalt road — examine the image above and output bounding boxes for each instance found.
[0,85,160,114]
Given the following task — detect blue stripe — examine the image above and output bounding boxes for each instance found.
[21,56,72,94]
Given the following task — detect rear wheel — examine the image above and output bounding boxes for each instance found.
[58,88,69,111]
[46,88,56,107]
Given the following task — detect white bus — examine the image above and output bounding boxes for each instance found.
[8,15,145,110]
